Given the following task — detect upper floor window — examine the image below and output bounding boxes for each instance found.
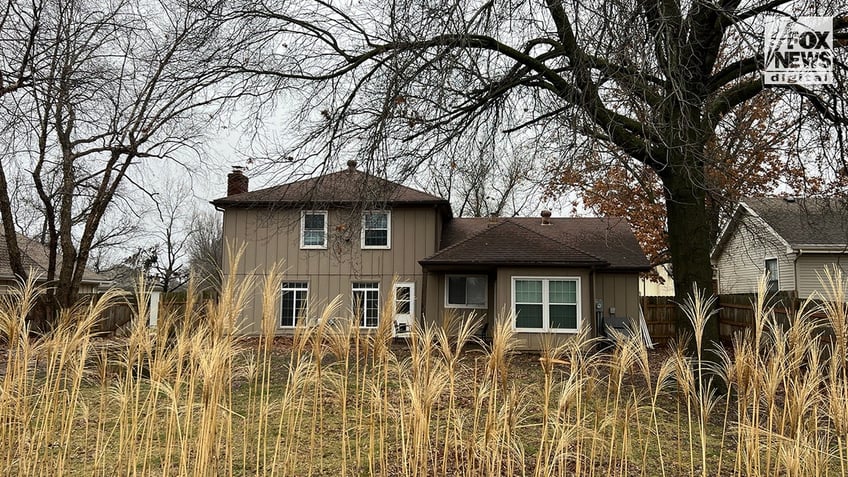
[362,211,391,249]
[764,258,779,292]
[301,211,327,249]
[445,275,487,309]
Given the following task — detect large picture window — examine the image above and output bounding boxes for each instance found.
[301,211,328,249]
[445,275,487,308]
[352,282,380,328]
[362,211,391,248]
[513,277,579,331]
[281,281,308,327]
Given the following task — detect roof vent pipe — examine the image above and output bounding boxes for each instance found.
[541,209,552,225]
[347,159,358,171]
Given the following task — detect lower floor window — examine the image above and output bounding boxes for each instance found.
[513,278,579,331]
[352,282,380,328]
[281,281,308,327]
[446,275,487,308]
[764,258,779,292]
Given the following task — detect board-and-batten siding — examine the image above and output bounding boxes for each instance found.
[419,268,641,350]
[222,206,440,335]
[714,214,795,295]
[595,273,641,320]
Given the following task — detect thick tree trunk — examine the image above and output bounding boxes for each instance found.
[0,166,26,280]
[663,171,721,348]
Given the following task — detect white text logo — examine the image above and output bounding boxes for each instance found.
[763,16,833,85]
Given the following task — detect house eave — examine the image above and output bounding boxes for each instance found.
[419,259,612,269]
[211,198,450,208]
[790,244,848,253]
[711,201,794,261]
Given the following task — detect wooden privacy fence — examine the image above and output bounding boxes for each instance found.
[17,291,218,336]
[641,296,679,345]
[21,293,136,335]
[642,293,829,345]
[94,300,135,335]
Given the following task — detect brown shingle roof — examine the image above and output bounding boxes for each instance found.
[422,217,650,270]
[742,197,848,248]
[212,168,451,213]
[0,233,109,283]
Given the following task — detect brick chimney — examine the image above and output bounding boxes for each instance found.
[541,210,552,225]
[227,166,248,196]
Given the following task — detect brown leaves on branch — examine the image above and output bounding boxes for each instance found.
[546,91,826,273]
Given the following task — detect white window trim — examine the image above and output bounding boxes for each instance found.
[280,281,309,328]
[300,210,328,249]
[352,282,380,328]
[444,274,488,309]
[512,276,581,333]
[393,282,415,317]
[361,210,391,250]
[764,257,779,291]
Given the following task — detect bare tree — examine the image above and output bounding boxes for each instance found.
[187,210,222,292]
[143,178,198,293]
[236,0,848,342]
[426,131,546,217]
[0,0,248,311]
[0,0,43,280]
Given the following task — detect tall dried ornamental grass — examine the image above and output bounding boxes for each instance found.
[3,264,848,476]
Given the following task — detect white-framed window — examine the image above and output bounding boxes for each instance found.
[394,283,414,316]
[301,210,327,249]
[393,282,415,334]
[445,275,487,309]
[352,282,380,328]
[362,211,391,249]
[281,281,308,327]
[764,258,779,292]
[513,277,580,332]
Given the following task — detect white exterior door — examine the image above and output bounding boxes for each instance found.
[393,282,415,336]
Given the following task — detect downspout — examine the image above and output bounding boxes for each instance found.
[793,249,803,302]
[589,267,597,338]
[421,267,428,323]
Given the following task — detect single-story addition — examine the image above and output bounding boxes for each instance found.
[212,162,650,350]
[712,196,848,299]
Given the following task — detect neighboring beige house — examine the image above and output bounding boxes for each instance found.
[0,233,111,293]
[712,197,848,299]
[639,264,675,297]
[212,162,650,350]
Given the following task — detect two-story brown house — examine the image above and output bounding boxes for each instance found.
[212,161,650,350]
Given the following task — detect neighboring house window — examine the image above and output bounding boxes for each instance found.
[352,282,380,327]
[281,281,308,327]
[764,258,779,292]
[513,277,580,332]
[445,275,487,308]
[301,211,327,249]
[362,211,391,249]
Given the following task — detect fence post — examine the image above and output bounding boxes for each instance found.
[149,290,161,328]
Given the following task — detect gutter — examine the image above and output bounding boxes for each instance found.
[789,244,848,253]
